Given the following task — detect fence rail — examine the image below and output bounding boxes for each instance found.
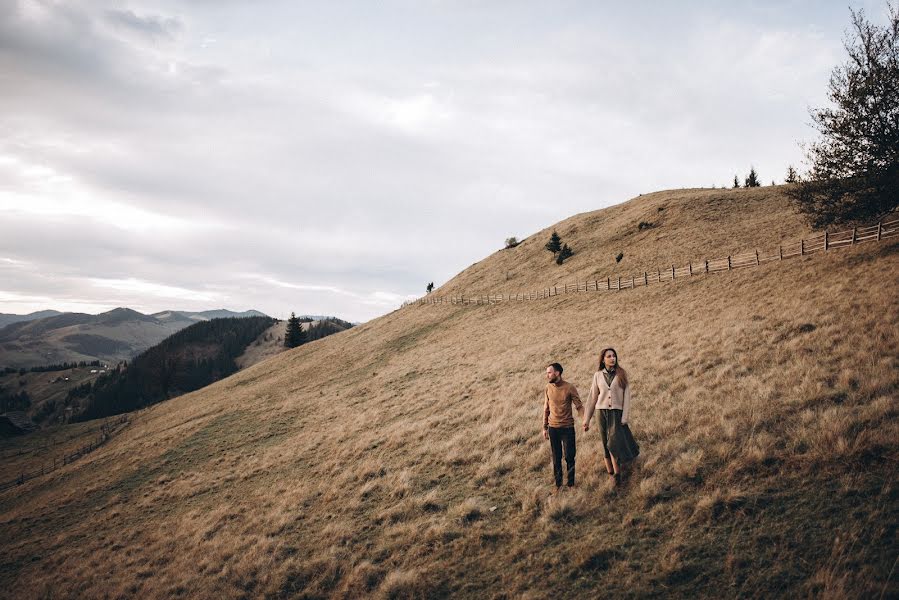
[0,414,130,493]
[402,216,899,309]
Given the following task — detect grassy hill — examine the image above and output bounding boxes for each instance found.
[0,187,896,598]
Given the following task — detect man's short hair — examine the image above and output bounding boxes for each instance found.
[549,362,563,374]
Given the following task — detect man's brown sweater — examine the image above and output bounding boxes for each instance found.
[543,380,583,429]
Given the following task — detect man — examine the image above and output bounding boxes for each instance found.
[542,362,584,493]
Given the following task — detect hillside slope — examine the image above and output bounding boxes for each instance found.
[440,186,816,295]
[0,188,896,599]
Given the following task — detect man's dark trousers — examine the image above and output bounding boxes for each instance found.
[548,426,576,487]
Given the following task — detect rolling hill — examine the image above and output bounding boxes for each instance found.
[0,186,896,598]
[0,311,63,330]
[0,308,268,370]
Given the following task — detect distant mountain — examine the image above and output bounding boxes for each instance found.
[0,310,63,329]
[151,309,268,322]
[0,307,270,369]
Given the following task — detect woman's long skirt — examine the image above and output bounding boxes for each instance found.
[599,408,640,463]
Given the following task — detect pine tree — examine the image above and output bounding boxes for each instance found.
[733,175,741,189]
[556,244,574,264]
[545,231,562,255]
[745,167,760,187]
[284,312,305,348]
[786,165,798,184]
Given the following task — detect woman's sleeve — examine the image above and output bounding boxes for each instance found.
[622,383,632,424]
[589,373,600,407]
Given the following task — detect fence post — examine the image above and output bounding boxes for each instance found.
[671,265,675,279]
[631,276,635,288]
[800,239,804,255]
[755,250,760,265]
[877,221,882,240]
[779,245,783,260]
[824,231,828,250]
[727,256,732,270]
[644,272,648,285]
[851,227,857,244]
[607,277,610,290]
[689,262,692,276]
[617,277,621,290]
[705,260,709,273]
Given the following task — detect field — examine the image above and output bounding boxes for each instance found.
[1,187,897,598]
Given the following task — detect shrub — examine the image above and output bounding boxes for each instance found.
[545,231,562,255]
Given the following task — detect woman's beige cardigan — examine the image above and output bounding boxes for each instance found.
[586,371,632,424]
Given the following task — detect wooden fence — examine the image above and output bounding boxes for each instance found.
[0,414,130,493]
[403,217,899,308]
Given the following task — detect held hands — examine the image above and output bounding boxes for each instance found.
[583,422,590,432]
[543,429,549,440]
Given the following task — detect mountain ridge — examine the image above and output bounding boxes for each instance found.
[0,307,270,369]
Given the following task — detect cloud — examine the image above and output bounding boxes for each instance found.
[0,1,860,321]
[104,9,182,40]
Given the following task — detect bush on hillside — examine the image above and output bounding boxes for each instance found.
[786,165,798,183]
[556,244,573,265]
[504,237,519,249]
[744,167,761,187]
[545,231,562,255]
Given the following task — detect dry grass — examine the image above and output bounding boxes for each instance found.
[1,187,897,599]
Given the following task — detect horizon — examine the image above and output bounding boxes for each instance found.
[0,306,343,322]
[1,1,890,322]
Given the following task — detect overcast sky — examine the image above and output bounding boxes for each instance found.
[0,1,886,322]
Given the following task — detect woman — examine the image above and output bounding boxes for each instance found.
[583,347,640,485]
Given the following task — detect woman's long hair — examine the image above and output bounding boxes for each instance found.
[598,347,628,390]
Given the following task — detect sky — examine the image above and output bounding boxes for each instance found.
[0,0,888,322]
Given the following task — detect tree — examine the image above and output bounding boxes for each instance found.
[733,175,741,189]
[790,4,899,226]
[556,244,573,264]
[744,167,761,187]
[786,165,799,184]
[504,236,519,249]
[284,312,305,348]
[426,282,434,294]
[545,231,562,255]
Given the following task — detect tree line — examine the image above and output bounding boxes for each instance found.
[73,316,276,421]
[284,314,354,348]
[2,360,103,376]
